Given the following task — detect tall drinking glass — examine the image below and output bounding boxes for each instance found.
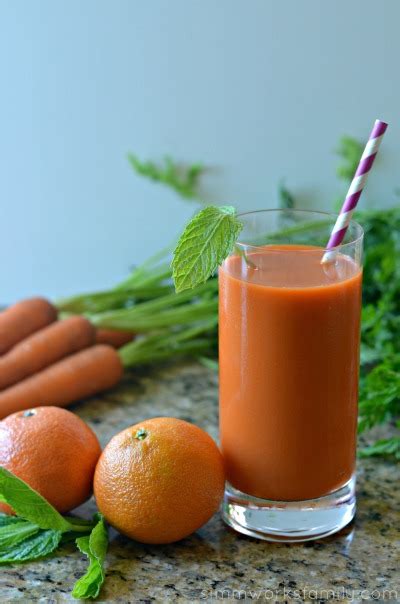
[219,209,363,541]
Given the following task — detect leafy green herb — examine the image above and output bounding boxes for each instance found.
[72,514,108,600]
[0,520,62,563]
[0,468,93,534]
[0,467,72,532]
[128,154,204,199]
[358,360,400,434]
[172,205,243,292]
[332,135,364,210]
[278,180,296,209]
[336,136,364,182]
[198,356,219,371]
[0,468,97,593]
[0,516,40,548]
[359,434,400,460]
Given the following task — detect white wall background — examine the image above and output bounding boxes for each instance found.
[0,0,399,302]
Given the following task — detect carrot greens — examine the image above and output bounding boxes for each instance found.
[127,154,205,200]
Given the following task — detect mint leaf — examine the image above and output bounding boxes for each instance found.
[172,205,243,292]
[0,472,95,568]
[72,514,108,600]
[0,514,21,526]
[72,536,97,598]
[0,515,40,548]
[0,527,62,563]
[0,467,71,532]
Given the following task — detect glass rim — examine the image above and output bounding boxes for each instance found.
[236,208,364,253]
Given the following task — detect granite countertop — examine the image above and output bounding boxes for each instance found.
[1,362,399,603]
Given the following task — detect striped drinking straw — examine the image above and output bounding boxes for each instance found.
[322,119,388,262]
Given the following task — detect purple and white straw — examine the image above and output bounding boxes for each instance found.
[322,119,388,262]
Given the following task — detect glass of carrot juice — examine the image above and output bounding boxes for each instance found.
[219,209,363,542]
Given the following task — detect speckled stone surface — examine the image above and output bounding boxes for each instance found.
[0,362,399,603]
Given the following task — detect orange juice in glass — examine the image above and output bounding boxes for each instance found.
[219,209,363,541]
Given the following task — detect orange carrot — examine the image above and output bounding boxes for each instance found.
[0,344,123,419]
[0,316,96,391]
[95,328,135,348]
[0,298,57,355]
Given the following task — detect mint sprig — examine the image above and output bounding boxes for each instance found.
[0,520,63,563]
[172,205,243,292]
[0,467,93,565]
[72,514,108,600]
[0,467,74,532]
[0,515,41,548]
[0,467,106,598]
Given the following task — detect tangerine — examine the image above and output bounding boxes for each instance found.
[0,406,101,514]
[94,417,225,544]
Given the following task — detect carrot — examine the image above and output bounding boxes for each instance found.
[0,297,57,355]
[0,316,95,391]
[0,344,123,419]
[95,328,135,348]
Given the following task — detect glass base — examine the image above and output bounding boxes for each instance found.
[222,475,356,543]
